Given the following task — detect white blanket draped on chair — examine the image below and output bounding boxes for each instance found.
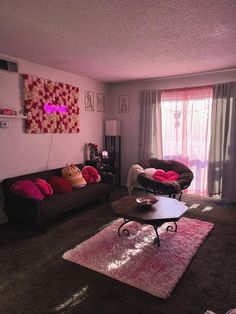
[126,164,145,195]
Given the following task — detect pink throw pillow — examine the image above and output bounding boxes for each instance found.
[81,166,101,184]
[48,176,72,193]
[153,170,180,182]
[10,180,44,200]
[34,178,53,196]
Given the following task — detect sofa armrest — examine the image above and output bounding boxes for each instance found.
[100,173,115,190]
[4,193,43,226]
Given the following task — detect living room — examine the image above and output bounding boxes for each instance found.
[0,1,236,314]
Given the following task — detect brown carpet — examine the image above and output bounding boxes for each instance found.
[0,187,235,314]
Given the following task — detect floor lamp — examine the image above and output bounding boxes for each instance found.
[105,120,121,186]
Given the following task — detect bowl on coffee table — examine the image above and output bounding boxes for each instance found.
[136,196,158,208]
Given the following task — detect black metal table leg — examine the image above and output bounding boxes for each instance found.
[152,225,160,247]
[166,221,177,232]
[178,191,183,201]
[118,219,130,236]
[117,219,178,247]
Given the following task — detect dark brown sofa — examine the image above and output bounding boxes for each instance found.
[137,158,194,199]
[1,164,114,230]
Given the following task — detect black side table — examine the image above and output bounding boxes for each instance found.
[85,159,118,184]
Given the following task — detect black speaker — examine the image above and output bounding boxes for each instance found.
[0,58,18,73]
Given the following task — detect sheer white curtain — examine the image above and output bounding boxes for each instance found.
[161,87,213,195]
[139,90,162,160]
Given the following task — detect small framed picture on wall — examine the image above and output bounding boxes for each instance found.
[85,91,94,111]
[119,95,130,113]
[97,93,105,112]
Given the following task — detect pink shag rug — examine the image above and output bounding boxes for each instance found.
[63,217,214,299]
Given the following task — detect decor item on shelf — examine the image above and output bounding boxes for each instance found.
[0,108,17,115]
[84,143,90,161]
[97,93,105,112]
[88,142,98,161]
[101,150,109,159]
[63,216,214,299]
[119,95,130,113]
[23,74,80,134]
[85,90,94,111]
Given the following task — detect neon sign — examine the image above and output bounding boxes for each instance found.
[44,103,68,113]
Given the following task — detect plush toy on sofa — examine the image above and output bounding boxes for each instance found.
[62,164,87,188]
[81,166,101,184]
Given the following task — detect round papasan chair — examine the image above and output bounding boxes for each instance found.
[137,158,194,200]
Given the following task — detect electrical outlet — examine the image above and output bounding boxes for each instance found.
[0,121,10,128]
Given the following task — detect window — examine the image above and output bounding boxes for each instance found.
[161,87,213,195]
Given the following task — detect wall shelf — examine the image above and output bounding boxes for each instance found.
[0,114,27,119]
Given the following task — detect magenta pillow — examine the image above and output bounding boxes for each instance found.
[48,176,72,193]
[10,180,44,200]
[153,170,180,182]
[81,166,101,184]
[34,178,53,196]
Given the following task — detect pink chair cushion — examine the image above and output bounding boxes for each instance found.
[81,166,101,184]
[153,169,180,182]
[10,180,44,200]
[34,178,53,196]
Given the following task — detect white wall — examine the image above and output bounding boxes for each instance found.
[1,56,236,223]
[0,54,108,223]
[107,69,236,185]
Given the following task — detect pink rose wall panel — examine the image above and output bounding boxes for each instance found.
[23,74,80,133]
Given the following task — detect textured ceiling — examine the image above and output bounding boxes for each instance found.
[0,0,236,83]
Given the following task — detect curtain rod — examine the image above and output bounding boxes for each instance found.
[141,67,236,82]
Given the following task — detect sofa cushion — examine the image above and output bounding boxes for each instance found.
[41,182,113,221]
[48,176,72,193]
[10,180,44,200]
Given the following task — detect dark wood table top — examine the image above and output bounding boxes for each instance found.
[112,195,188,225]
